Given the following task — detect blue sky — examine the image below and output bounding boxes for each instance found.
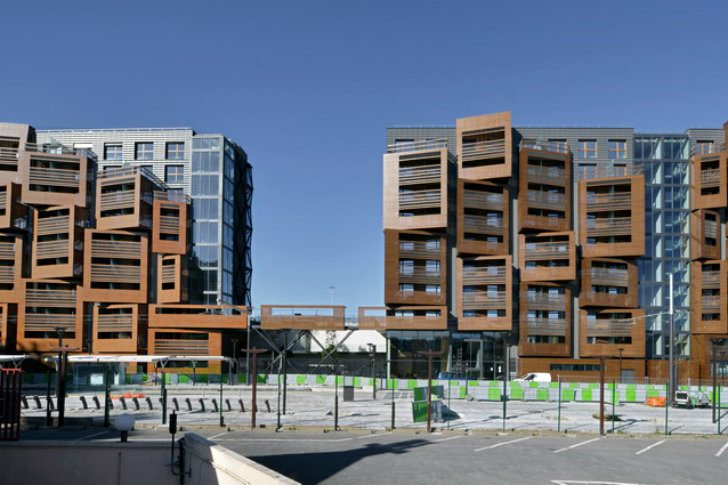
[2,1,728,314]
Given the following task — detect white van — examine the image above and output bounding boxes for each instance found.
[514,372,552,382]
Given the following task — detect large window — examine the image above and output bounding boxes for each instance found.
[135,142,154,160]
[579,140,597,159]
[165,165,184,184]
[608,140,627,160]
[104,144,122,161]
[166,142,185,160]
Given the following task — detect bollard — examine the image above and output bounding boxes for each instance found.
[557,378,562,433]
[198,398,206,412]
[33,396,42,410]
[92,396,101,410]
[185,398,192,411]
[212,398,219,412]
[119,397,128,410]
[48,397,55,411]
[225,398,232,412]
[145,397,153,410]
[22,396,29,409]
[334,394,339,431]
[132,397,140,411]
[265,400,271,413]
[80,396,88,410]
[238,399,246,412]
[391,400,395,430]
[172,397,180,411]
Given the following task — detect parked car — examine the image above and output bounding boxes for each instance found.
[514,372,552,383]
[674,390,711,409]
[437,371,467,380]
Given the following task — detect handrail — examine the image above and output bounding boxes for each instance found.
[586,217,632,235]
[524,241,570,259]
[463,190,504,209]
[520,139,570,154]
[153,190,191,203]
[386,138,448,153]
[691,143,726,156]
[398,166,441,184]
[586,192,632,209]
[526,165,566,184]
[461,139,505,159]
[577,165,643,181]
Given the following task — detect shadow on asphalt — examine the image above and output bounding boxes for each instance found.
[249,439,432,485]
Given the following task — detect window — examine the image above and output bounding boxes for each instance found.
[165,165,184,184]
[104,144,122,161]
[166,142,185,160]
[579,140,597,159]
[695,140,714,155]
[135,142,154,160]
[608,140,627,160]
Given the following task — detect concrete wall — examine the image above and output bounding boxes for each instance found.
[0,433,299,485]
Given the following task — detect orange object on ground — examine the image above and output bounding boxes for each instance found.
[646,397,666,407]
[133,393,145,398]
[122,393,134,399]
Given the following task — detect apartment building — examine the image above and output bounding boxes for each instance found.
[0,123,250,372]
[378,112,727,381]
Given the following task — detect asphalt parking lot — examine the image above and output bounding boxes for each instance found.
[17,427,728,485]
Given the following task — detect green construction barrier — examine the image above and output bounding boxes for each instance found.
[316,375,326,385]
[459,386,467,398]
[588,383,598,389]
[510,387,524,400]
[626,384,636,390]
[387,379,397,389]
[296,375,306,385]
[625,389,637,402]
[489,381,499,387]
[407,379,418,389]
[237,374,246,384]
[646,389,660,398]
[569,383,580,388]
[536,388,549,401]
[469,380,478,387]
[179,375,190,384]
[529,382,539,388]
[581,389,593,401]
[562,389,575,401]
[412,401,429,422]
[336,376,344,386]
[549,382,559,389]
[414,387,426,401]
[488,388,501,400]
[509,381,520,387]
[353,377,361,386]
[257,374,266,383]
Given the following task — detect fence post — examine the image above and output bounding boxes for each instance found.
[664,380,669,436]
[557,376,562,433]
[611,379,616,434]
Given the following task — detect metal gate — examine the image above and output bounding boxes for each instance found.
[0,368,23,440]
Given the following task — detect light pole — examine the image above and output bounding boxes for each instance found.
[242,348,267,429]
[418,350,439,433]
[668,274,675,406]
[617,347,624,381]
[368,343,376,399]
[230,338,239,385]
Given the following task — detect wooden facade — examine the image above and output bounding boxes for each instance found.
[518,231,575,282]
[456,179,509,255]
[260,305,345,330]
[518,282,571,357]
[580,258,638,308]
[690,209,721,261]
[456,112,513,181]
[456,255,512,331]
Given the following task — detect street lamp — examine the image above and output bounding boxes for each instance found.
[241,348,267,429]
[617,347,624,381]
[418,350,439,433]
[367,343,376,399]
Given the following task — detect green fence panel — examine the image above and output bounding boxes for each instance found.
[562,389,575,401]
[407,379,418,389]
[336,376,344,386]
[510,387,524,400]
[459,386,467,398]
[536,388,549,401]
[588,383,598,389]
[237,374,246,384]
[529,382,539,388]
[257,374,266,383]
[509,381,520,388]
[412,402,429,422]
[489,381,500,387]
[468,380,479,387]
[626,384,636,390]
[625,389,637,402]
[488,388,501,400]
[179,375,190,384]
[315,375,326,385]
[413,388,426,401]
[353,377,361,386]
[549,382,559,389]
[646,389,660,398]
[569,383,580,388]
[296,375,307,385]
[581,389,593,401]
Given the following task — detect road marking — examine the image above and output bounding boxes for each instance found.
[208,431,230,440]
[355,432,392,439]
[218,437,354,443]
[474,436,532,451]
[434,435,461,443]
[553,437,601,454]
[716,441,728,457]
[635,439,665,455]
[552,481,650,485]
[74,431,108,441]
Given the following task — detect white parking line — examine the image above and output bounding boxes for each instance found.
[355,432,392,439]
[716,441,728,457]
[208,431,230,440]
[553,437,600,454]
[74,431,108,441]
[434,435,461,443]
[635,439,665,455]
[474,436,532,452]
[218,437,354,443]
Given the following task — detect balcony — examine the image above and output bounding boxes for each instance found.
[590,267,629,287]
[585,319,634,337]
[0,240,14,259]
[398,241,441,259]
[398,267,441,284]
[586,217,632,236]
[357,307,387,330]
[702,270,721,288]
[28,166,80,189]
[525,318,567,336]
[520,139,570,154]
[386,139,448,154]
[461,266,506,285]
[526,292,566,311]
[398,166,441,185]
[25,288,77,308]
[384,307,447,330]
[524,241,570,260]
[0,147,18,167]
[90,264,142,283]
[35,240,69,260]
[22,314,77,332]
[149,304,246,329]
[461,139,506,162]
[99,189,135,212]
[462,214,504,235]
[526,165,566,186]
[398,190,440,210]
[463,190,504,211]
[579,309,645,358]
[90,239,142,259]
[704,219,719,239]
[700,169,720,188]
[154,338,209,355]
[159,216,180,233]
[35,215,70,235]
[527,191,566,211]
[260,305,345,330]
[702,296,721,313]
[586,192,632,211]
[461,291,507,310]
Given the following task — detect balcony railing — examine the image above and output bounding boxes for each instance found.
[398,190,440,210]
[0,241,16,259]
[700,169,720,188]
[161,265,177,282]
[576,165,643,181]
[0,147,18,164]
[462,291,507,310]
[90,264,142,283]
[463,190,504,210]
[25,289,77,308]
[526,165,566,186]
[590,267,629,287]
[28,167,80,189]
[386,138,448,154]
[36,216,69,236]
[586,217,632,236]
[154,339,208,354]
[23,314,76,331]
[462,215,504,235]
[159,216,180,233]
[704,219,719,239]
[0,266,14,283]
[398,166,441,185]
[692,143,726,156]
[461,139,506,161]
[0,191,6,209]
[526,293,566,311]
[398,242,440,259]
[520,139,570,154]
[525,318,567,336]
[398,268,441,283]
[97,314,134,332]
[91,240,142,259]
[586,192,632,211]
[526,191,566,211]
[702,271,721,288]
[585,319,634,337]
[702,296,721,313]
[154,190,190,204]
[35,240,70,259]
[462,266,506,285]
[524,241,570,260]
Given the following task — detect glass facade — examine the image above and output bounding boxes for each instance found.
[635,136,691,359]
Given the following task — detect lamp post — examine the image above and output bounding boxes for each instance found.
[230,338,239,385]
[617,347,624,382]
[242,348,267,429]
[668,274,675,406]
[51,327,77,428]
[368,343,376,399]
[418,350,439,433]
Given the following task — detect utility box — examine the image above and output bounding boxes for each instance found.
[343,385,355,402]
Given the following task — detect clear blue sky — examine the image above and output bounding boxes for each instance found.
[2,1,728,315]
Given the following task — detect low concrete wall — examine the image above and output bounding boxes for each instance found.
[0,433,299,485]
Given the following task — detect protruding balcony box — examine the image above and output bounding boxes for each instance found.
[0,123,32,183]
[518,232,575,282]
[0,234,24,303]
[32,205,88,280]
[152,190,189,254]
[457,180,508,255]
[0,183,30,231]
[92,304,147,354]
[457,112,513,180]
[82,230,148,303]
[691,260,728,334]
[17,280,83,353]
[385,230,447,306]
[357,307,388,330]
[518,282,571,357]
[690,210,721,260]
[691,148,727,210]
[0,303,18,352]
[260,305,345,330]
[579,174,645,258]
[579,308,645,358]
[518,141,571,232]
[96,167,156,231]
[385,306,447,330]
[148,304,247,330]
[383,144,453,230]
[157,255,188,304]
[19,146,94,208]
[580,258,638,308]
[457,255,512,331]
[148,328,221,358]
